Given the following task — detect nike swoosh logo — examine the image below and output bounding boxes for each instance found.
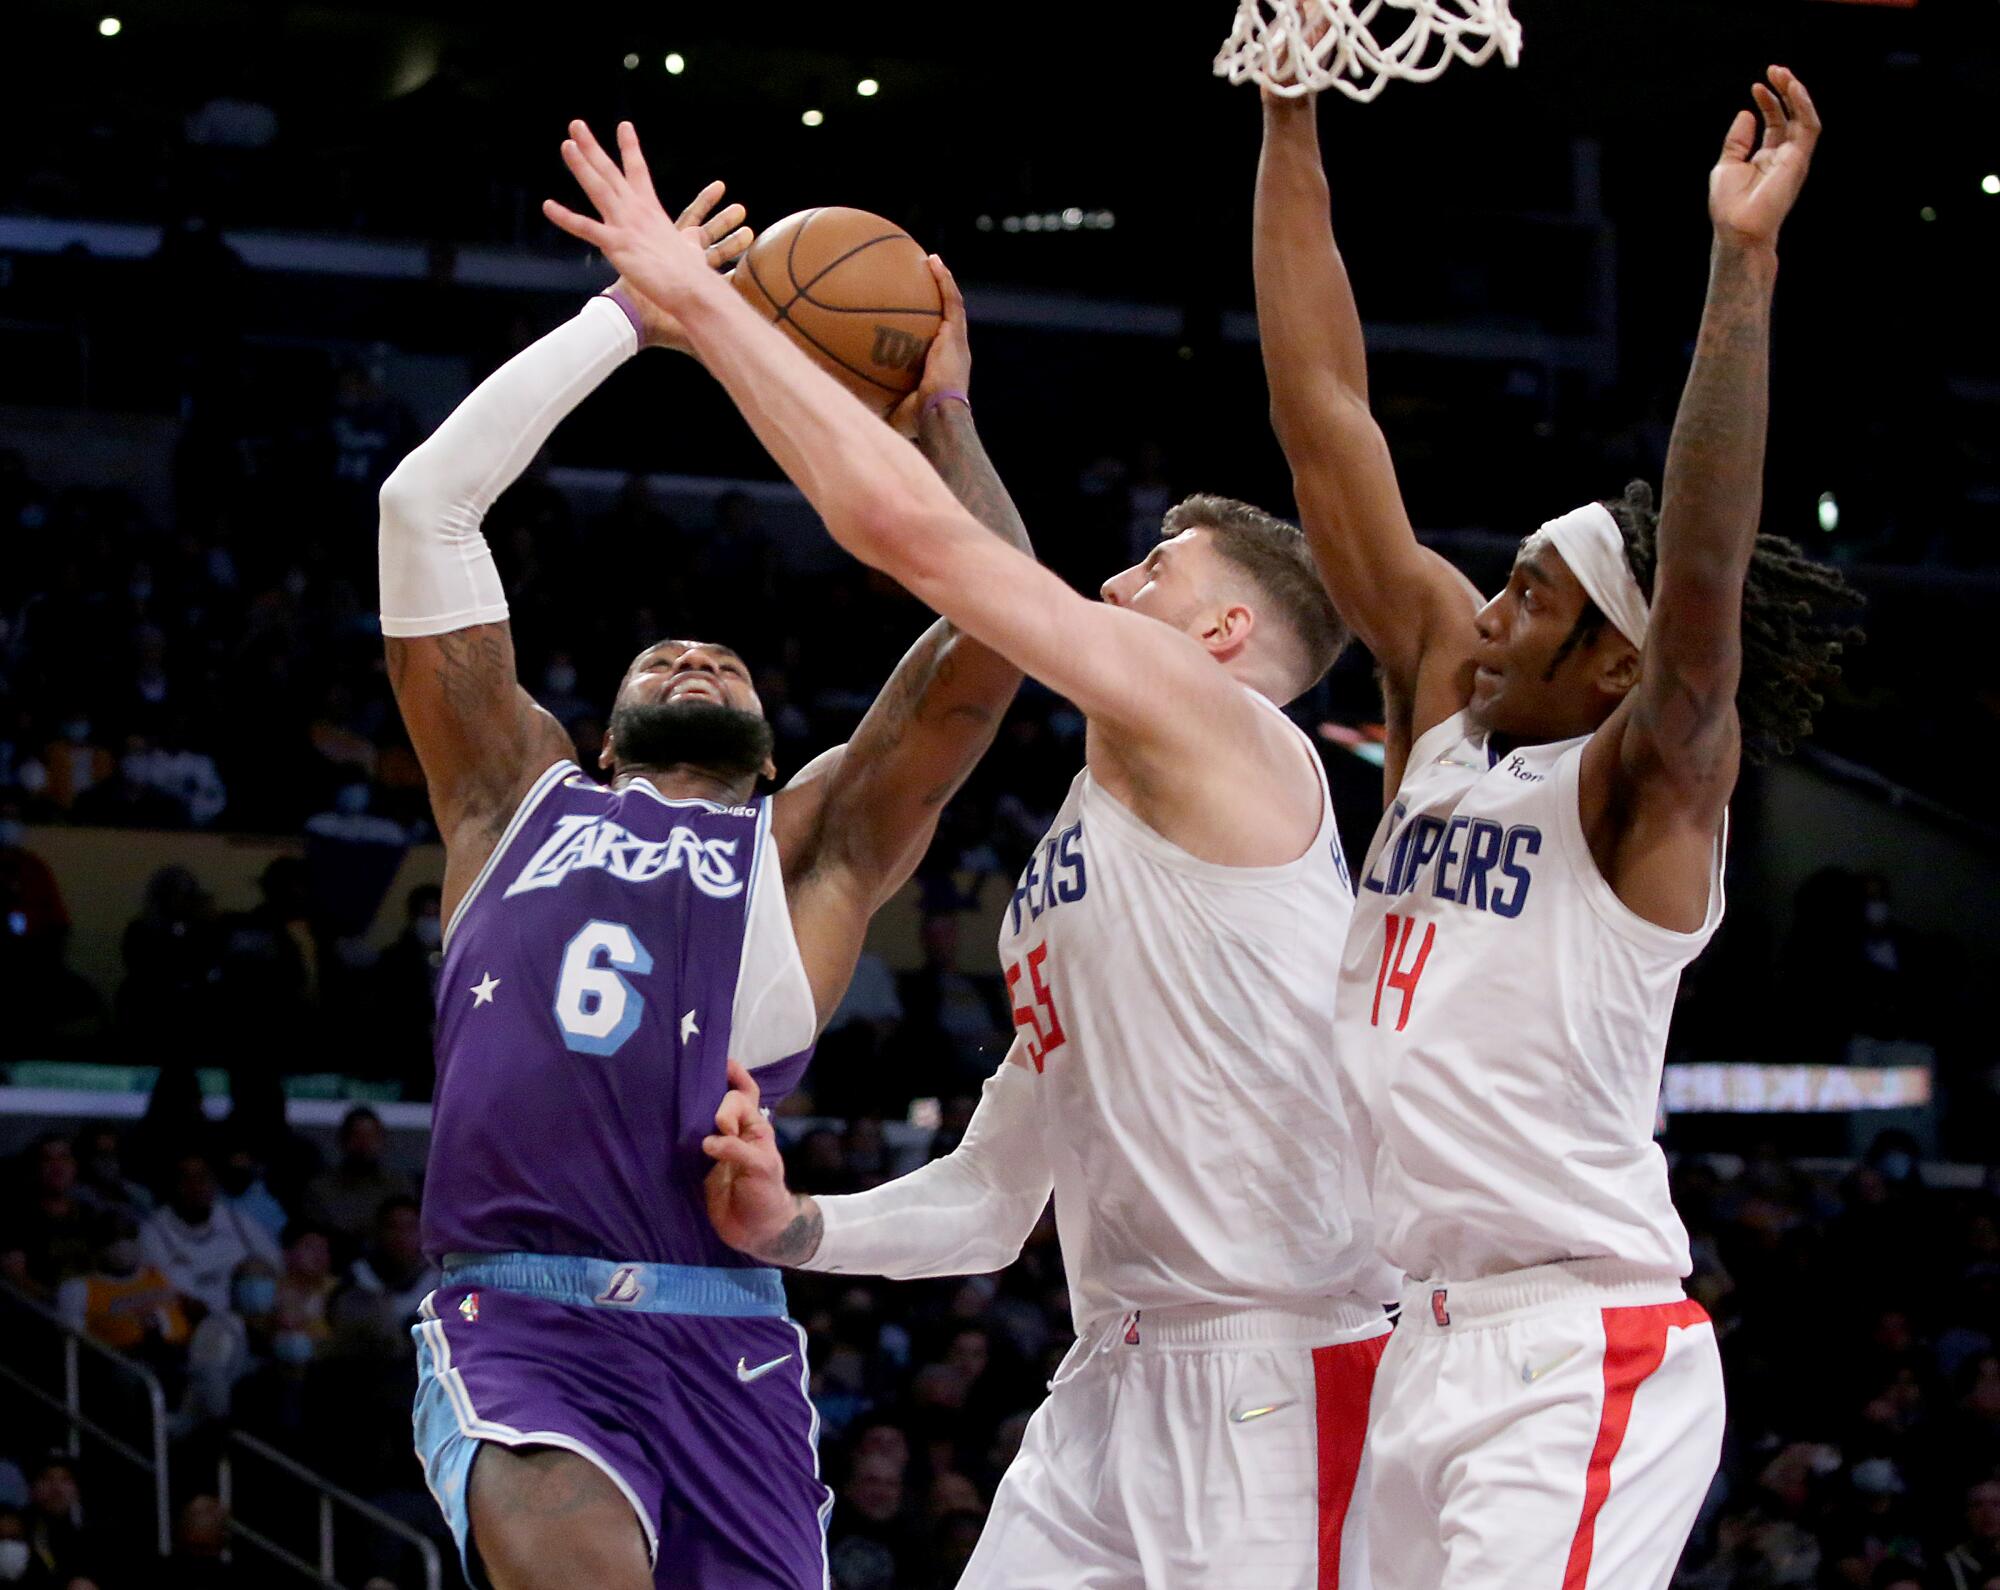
[1522,1346,1583,1385]
[1230,1399,1297,1424]
[736,1353,794,1385]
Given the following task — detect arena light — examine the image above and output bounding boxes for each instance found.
[663,52,686,75]
[622,52,640,70]
[1817,492,1840,533]
[801,108,824,127]
[996,210,1116,235]
[98,15,121,35]
[1983,174,2000,196]
[1920,205,1938,222]
[856,78,880,98]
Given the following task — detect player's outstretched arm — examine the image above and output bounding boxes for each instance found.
[1254,96,1480,723]
[545,124,1256,796]
[703,1050,1052,1276]
[382,181,750,910]
[1594,69,1821,833]
[776,257,1032,937]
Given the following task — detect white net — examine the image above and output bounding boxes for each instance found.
[1213,0,1523,103]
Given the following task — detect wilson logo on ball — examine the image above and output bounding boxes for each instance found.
[870,326,929,371]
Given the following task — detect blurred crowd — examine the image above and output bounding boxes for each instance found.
[7,1088,2000,1587]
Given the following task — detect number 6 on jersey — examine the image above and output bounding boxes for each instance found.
[555,919,655,1055]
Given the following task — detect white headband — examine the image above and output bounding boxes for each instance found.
[1535,502,1649,649]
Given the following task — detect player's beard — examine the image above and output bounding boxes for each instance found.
[607,701,774,784]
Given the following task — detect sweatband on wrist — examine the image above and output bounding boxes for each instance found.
[599,285,647,345]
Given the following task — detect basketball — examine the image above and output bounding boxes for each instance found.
[732,206,943,417]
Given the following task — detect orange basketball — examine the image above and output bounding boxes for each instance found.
[732,207,942,417]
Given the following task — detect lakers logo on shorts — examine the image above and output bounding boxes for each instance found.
[595,1267,646,1307]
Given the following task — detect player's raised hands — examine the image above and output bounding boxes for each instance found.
[545,121,736,329]
[890,255,972,439]
[602,177,753,353]
[1710,66,1821,250]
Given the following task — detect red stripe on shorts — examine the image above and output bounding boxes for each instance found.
[1312,1331,1388,1590]
[1560,1298,1709,1590]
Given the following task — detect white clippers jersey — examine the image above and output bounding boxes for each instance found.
[1334,712,1724,1284]
[994,690,1396,1333]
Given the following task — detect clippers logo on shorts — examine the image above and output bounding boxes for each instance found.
[595,1267,647,1307]
[1431,1288,1451,1327]
[505,814,744,902]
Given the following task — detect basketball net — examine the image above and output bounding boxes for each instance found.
[1213,0,1522,102]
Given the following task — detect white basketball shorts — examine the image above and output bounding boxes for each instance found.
[959,1297,1392,1590]
[1366,1258,1725,1590]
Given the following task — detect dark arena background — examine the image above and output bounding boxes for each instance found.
[1,2,1997,1586]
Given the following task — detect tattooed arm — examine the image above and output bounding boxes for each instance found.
[384,625,574,919]
[773,260,1032,1021]
[1583,67,1821,928]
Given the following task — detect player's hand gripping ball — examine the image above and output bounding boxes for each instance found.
[732,207,944,417]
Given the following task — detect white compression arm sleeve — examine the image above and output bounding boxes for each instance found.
[378,295,639,638]
[801,1056,1053,1279]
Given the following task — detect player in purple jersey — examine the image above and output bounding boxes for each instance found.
[378,180,1034,1590]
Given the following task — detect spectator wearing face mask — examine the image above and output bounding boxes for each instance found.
[184,1254,283,1423]
[212,1124,289,1244]
[55,1214,190,1357]
[138,1152,280,1318]
[300,1108,410,1244]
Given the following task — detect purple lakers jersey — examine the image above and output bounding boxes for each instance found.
[422,760,818,1267]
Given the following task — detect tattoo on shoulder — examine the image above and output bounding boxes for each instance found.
[761,1199,824,1266]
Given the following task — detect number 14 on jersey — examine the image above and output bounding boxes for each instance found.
[1372,911,1436,1032]
[1005,944,1067,1072]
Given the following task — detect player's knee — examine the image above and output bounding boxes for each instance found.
[468,1444,651,1590]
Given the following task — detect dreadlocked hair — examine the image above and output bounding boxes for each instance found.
[1553,479,1865,763]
